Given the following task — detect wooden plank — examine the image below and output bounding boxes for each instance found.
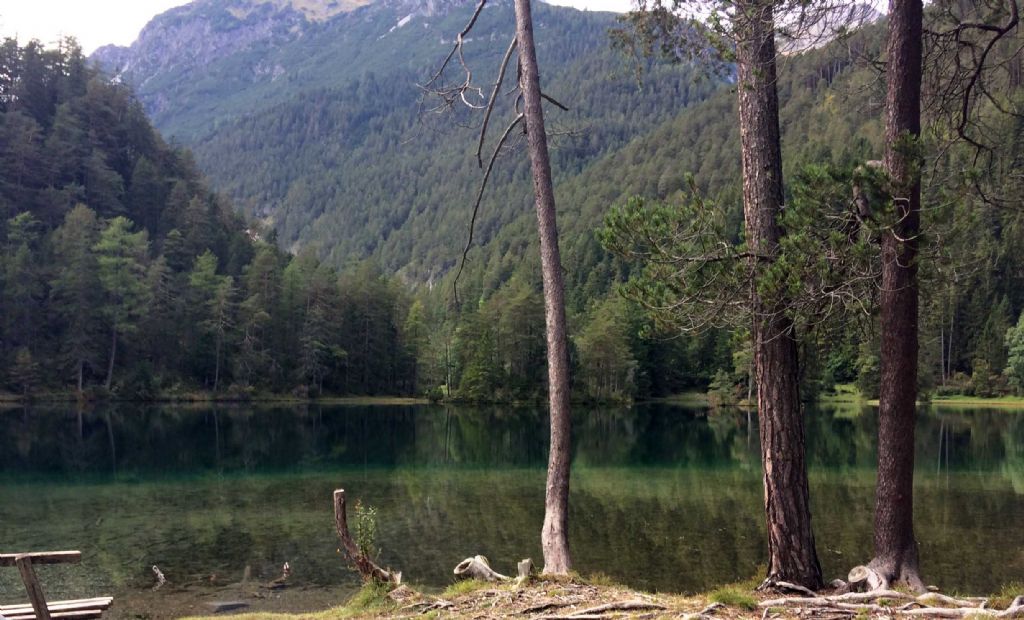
[5,611,104,620]
[0,597,113,615]
[14,555,51,620]
[0,552,81,567]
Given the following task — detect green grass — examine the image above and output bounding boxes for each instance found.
[442,579,494,597]
[708,586,757,611]
[929,394,1024,408]
[819,383,863,403]
[989,582,1024,609]
[584,572,621,587]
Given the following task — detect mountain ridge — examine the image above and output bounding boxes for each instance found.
[88,0,716,283]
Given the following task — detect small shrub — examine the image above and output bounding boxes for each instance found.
[585,572,618,587]
[353,500,379,559]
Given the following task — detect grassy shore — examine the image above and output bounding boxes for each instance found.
[179,575,763,620]
[178,575,1024,620]
[815,384,1024,409]
[928,394,1024,408]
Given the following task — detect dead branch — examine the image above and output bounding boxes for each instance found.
[419,0,489,112]
[453,112,524,303]
[478,36,518,167]
[767,580,819,597]
[333,489,401,584]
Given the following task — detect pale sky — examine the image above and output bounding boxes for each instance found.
[0,0,632,55]
[0,0,200,54]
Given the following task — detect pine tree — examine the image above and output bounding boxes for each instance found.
[9,346,40,397]
[189,250,236,391]
[95,216,150,390]
[50,204,102,393]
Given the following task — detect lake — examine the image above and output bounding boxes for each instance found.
[1,403,1022,618]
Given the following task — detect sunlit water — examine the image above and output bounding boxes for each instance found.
[1,403,1022,617]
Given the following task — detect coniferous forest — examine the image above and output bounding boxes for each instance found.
[0,39,421,399]
[4,24,1024,404]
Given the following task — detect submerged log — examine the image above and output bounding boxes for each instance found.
[333,489,401,585]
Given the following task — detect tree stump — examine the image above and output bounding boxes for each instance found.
[453,556,509,582]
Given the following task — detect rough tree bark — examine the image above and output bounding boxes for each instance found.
[734,0,823,590]
[512,0,573,575]
[871,0,925,591]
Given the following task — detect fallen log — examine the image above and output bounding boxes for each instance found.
[333,489,401,584]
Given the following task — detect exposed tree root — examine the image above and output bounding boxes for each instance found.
[760,588,1024,618]
[533,599,667,619]
[680,602,725,619]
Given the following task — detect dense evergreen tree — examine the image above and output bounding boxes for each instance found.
[0,38,423,399]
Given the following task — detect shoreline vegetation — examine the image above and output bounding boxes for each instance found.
[3,385,1024,409]
[178,574,1024,620]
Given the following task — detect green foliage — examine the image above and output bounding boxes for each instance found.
[352,500,379,560]
[707,369,739,409]
[575,297,638,402]
[970,359,999,398]
[0,38,421,398]
[1006,313,1024,395]
[856,342,881,401]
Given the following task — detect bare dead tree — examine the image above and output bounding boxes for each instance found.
[421,0,574,574]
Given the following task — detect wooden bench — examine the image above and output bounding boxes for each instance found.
[0,552,112,620]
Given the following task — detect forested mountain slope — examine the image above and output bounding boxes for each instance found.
[1,40,421,398]
[438,21,1024,400]
[92,0,722,281]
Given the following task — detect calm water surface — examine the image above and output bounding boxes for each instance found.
[1,403,1022,617]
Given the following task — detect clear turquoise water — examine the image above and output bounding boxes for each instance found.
[1,403,1021,617]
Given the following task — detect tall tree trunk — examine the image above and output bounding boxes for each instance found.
[214,335,222,393]
[105,328,117,391]
[513,0,573,575]
[871,0,924,591]
[734,0,823,589]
